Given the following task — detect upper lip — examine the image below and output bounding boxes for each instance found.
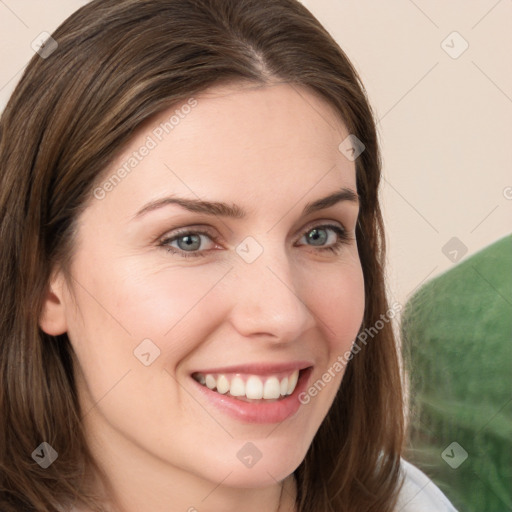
[191,361,313,375]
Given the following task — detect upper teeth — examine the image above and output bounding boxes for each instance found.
[193,370,300,400]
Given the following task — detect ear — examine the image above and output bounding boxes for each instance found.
[39,271,68,336]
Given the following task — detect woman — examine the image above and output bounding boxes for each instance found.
[0,1,458,511]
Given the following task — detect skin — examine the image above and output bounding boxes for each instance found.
[39,81,365,512]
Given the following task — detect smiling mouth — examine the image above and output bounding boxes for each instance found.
[191,369,304,403]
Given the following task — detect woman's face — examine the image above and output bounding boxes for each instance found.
[41,82,364,497]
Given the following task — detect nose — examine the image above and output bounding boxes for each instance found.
[227,242,317,343]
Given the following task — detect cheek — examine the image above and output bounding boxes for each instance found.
[62,256,229,396]
[292,259,364,435]
[64,266,223,432]
[83,256,230,343]
[302,257,365,351]
[115,265,232,367]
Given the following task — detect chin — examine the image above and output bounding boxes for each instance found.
[198,437,307,488]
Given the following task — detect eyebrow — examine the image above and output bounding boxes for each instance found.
[131,186,359,221]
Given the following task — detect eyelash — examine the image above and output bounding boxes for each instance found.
[158,223,351,259]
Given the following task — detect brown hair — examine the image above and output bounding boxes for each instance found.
[0,1,405,510]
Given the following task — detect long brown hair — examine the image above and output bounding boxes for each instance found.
[0,1,405,510]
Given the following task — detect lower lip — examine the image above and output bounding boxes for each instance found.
[191,367,313,424]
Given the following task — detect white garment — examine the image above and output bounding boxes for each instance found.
[396,458,458,511]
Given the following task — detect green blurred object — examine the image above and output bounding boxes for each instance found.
[402,234,512,512]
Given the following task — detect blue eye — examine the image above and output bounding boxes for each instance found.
[159,224,350,259]
[160,230,216,258]
[299,224,350,254]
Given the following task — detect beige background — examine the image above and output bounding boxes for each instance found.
[1,0,511,311]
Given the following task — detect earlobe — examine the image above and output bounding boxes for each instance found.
[39,273,68,336]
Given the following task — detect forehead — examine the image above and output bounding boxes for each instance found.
[87,81,356,222]
[182,81,351,159]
